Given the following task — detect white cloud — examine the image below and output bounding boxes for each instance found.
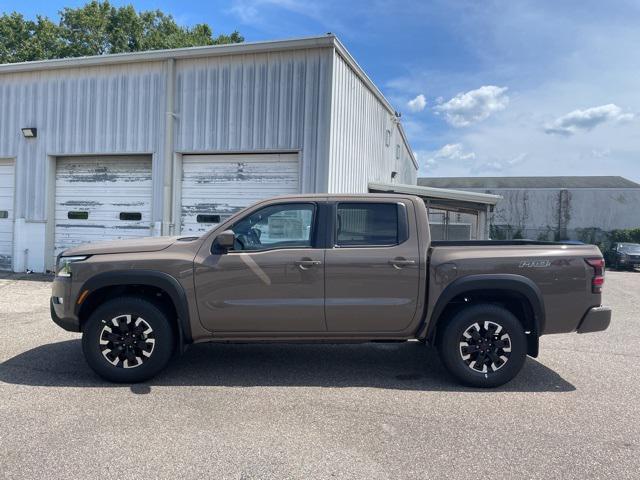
[471,153,527,174]
[230,0,323,24]
[434,86,509,127]
[422,143,476,168]
[406,94,426,113]
[419,143,529,175]
[544,103,634,136]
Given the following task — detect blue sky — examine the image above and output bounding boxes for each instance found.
[5,0,640,181]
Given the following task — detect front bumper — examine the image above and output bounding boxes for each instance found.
[50,277,80,332]
[577,306,612,334]
[50,298,80,332]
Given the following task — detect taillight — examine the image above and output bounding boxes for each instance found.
[585,258,605,294]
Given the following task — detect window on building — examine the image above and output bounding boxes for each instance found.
[197,214,221,224]
[68,211,89,220]
[119,212,142,221]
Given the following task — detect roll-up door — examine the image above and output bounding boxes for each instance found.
[180,153,300,235]
[55,156,153,257]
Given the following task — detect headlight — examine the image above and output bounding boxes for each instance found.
[56,256,89,277]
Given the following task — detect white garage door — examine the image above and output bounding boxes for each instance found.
[55,156,153,257]
[0,159,15,271]
[180,153,300,235]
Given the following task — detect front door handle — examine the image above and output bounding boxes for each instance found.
[295,259,322,269]
[389,258,415,269]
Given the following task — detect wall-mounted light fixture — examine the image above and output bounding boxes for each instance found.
[21,127,37,138]
[391,171,398,180]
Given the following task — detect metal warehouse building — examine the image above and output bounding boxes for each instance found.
[419,176,640,242]
[0,35,418,273]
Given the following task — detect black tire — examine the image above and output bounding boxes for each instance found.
[82,296,174,383]
[437,304,527,388]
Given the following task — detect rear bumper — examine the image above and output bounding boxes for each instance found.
[577,306,611,334]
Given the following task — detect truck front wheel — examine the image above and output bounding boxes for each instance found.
[81,297,174,383]
[437,304,527,388]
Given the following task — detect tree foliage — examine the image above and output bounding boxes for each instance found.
[0,1,243,64]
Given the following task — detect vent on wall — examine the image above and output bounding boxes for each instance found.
[68,211,89,220]
[0,210,8,219]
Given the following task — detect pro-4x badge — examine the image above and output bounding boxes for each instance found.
[519,260,551,268]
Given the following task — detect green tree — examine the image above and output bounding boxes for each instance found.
[0,1,243,64]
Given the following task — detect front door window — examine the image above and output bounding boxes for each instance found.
[231,203,315,251]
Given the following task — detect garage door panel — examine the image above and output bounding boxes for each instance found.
[0,160,14,271]
[180,154,300,235]
[55,156,152,258]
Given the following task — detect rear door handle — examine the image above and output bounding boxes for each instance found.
[389,258,415,268]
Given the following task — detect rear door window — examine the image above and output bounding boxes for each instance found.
[336,202,400,247]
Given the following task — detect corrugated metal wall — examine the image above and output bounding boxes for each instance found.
[175,49,332,193]
[470,188,640,241]
[0,63,166,221]
[326,52,417,193]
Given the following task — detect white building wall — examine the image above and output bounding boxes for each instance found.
[326,52,417,193]
[0,62,166,271]
[468,187,640,240]
[174,49,333,193]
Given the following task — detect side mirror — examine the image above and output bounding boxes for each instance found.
[216,229,235,250]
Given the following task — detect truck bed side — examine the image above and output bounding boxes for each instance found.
[426,243,603,336]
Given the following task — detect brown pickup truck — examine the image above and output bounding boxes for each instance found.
[50,194,611,387]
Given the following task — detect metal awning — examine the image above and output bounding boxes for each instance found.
[368,182,502,209]
[369,182,502,240]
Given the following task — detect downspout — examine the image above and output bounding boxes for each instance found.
[162,58,176,236]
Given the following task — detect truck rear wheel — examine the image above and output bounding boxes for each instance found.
[81,297,174,383]
[437,304,527,388]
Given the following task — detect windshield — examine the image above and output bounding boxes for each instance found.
[618,243,640,253]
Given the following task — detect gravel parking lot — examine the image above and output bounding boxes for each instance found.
[0,270,638,479]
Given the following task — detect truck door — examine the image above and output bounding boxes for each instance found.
[325,200,421,333]
[193,201,327,333]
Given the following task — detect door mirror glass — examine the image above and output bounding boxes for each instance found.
[216,230,236,249]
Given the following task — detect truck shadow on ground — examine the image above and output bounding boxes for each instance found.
[0,339,575,393]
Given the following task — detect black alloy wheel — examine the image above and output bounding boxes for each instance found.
[459,320,512,373]
[99,314,156,369]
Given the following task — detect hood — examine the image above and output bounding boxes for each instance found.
[61,236,183,256]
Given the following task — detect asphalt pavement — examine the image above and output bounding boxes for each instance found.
[0,270,638,479]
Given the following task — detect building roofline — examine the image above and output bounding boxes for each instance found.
[0,35,337,74]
